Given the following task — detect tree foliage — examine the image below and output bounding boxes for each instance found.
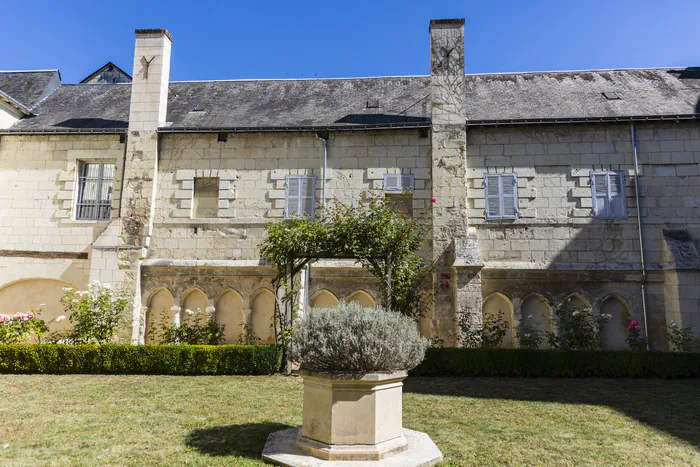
[260,191,433,343]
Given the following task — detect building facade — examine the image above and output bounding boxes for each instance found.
[0,20,698,349]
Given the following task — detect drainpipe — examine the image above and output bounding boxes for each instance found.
[315,133,328,210]
[631,123,650,350]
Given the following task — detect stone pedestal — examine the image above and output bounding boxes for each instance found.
[296,370,408,461]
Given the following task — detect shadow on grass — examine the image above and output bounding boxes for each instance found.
[185,422,292,458]
[404,377,700,448]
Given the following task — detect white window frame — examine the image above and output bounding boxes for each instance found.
[285,175,316,219]
[484,173,519,220]
[382,173,415,192]
[75,161,115,221]
[590,171,627,219]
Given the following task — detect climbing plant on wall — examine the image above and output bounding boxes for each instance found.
[260,191,433,344]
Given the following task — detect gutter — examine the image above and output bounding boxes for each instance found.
[467,113,700,127]
[158,122,431,133]
[0,128,126,135]
[630,122,650,351]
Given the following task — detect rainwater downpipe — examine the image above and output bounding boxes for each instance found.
[631,123,650,350]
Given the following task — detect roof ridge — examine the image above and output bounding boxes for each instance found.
[169,75,429,84]
[0,69,60,73]
[467,66,685,77]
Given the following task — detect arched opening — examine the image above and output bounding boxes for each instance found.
[0,278,72,337]
[146,288,174,343]
[182,289,208,324]
[215,290,244,344]
[520,293,552,349]
[347,290,376,308]
[251,289,276,344]
[310,290,339,309]
[482,292,515,349]
[600,295,631,350]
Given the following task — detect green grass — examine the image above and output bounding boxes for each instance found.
[1,375,699,466]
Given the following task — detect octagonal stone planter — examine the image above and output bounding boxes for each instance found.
[295,370,409,461]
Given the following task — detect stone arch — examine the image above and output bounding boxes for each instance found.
[145,288,175,343]
[519,292,552,348]
[310,289,339,309]
[250,288,276,344]
[482,292,515,349]
[215,289,244,344]
[347,290,376,308]
[181,288,209,324]
[599,295,632,350]
[0,278,72,336]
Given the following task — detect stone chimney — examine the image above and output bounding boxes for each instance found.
[428,19,482,347]
[118,29,173,342]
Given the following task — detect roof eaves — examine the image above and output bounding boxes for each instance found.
[158,122,432,133]
[466,114,700,127]
[0,89,32,116]
[0,127,126,135]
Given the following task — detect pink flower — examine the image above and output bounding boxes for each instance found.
[27,312,34,320]
[634,325,641,331]
[431,197,437,204]
[627,320,638,331]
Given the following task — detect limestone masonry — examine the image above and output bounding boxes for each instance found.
[0,20,698,349]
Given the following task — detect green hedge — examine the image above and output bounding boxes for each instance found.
[410,348,700,378]
[0,344,283,375]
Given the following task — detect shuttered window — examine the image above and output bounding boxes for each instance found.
[484,173,518,220]
[76,161,114,220]
[285,175,316,219]
[591,171,626,218]
[382,174,415,192]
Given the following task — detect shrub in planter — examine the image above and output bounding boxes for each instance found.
[288,301,427,372]
[289,302,430,461]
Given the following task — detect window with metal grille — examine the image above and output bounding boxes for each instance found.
[285,175,316,219]
[484,173,518,220]
[76,162,114,220]
[591,171,627,218]
[382,174,415,192]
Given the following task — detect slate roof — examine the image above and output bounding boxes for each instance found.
[3,67,699,133]
[0,70,60,109]
[465,68,700,124]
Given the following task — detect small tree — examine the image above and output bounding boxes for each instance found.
[667,321,698,352]
[59,281,131,344]
[261,191,433,344]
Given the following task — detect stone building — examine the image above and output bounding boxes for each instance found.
[0,20,698,349]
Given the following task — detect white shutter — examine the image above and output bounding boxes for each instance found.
[285,176,301,218]
[399,174,415,191]
[501,174,518,218]
[609,172,626,218]
[592,173,609,217]
[484,174,502,219]
[300,176,316,219]
[383,174,401,191]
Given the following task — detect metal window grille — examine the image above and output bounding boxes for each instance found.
[76,162,114,220]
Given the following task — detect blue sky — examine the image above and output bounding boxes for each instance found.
[2,0,699,83]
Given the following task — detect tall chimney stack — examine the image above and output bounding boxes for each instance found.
[428,19,482,347]
[119,28,173,342]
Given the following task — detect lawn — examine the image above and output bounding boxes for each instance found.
[1,375,699,466]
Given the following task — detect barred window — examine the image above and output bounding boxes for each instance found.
[76,162,114,220]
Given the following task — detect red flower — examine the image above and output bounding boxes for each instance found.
[431,197,437,203]
[628,320,639,331]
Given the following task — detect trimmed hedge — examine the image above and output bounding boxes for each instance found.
[410,348,700,378]
[0,344,283,375]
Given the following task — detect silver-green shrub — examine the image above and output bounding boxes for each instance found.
[289,301,427,373]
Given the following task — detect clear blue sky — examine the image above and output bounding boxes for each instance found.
[2,0,699,83]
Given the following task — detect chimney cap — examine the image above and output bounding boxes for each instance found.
[135,28,173,42]
[429,18,465,29]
